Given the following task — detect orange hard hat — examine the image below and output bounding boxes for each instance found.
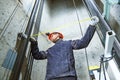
[46,32,64,40]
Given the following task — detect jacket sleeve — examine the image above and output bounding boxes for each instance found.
[30,41,47,60]
[71,25,96,49]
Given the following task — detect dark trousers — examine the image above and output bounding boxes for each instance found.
[51,76,77,80]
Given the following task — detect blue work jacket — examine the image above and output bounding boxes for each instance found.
[31,25,96,80]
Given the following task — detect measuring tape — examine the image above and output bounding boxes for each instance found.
[31,17,91,37]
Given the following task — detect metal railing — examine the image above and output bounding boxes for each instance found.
[9,0,44,80]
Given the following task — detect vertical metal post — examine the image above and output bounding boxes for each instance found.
[104,30,115,58]
[101,0,110,20]
[101,0,119,20]
[24,0,45,79]
[104,30,120,80]
[9,0,41,79]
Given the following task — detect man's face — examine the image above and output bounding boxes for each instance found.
[50,33,60,43]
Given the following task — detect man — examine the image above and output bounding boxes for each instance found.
[30,16,99,80]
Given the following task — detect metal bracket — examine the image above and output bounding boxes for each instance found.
[15,32,27,51]
[104,30,116,58]
[101,0,119,20]
[17,32,27,40]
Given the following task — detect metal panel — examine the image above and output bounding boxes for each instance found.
[2,49,17,70]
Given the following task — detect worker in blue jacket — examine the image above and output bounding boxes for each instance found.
[30,16,99,80]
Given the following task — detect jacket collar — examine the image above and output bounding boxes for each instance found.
[55,39,63,44]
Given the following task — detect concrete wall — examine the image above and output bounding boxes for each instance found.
[0,0,31,79]
[19,0,35,16]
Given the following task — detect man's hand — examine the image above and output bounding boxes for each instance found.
[29,37,36,43]
[90,16,99,26]
[45,32,50,36]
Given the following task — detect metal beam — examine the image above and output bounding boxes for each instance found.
[9,0,41,79]
[23,0,45,79]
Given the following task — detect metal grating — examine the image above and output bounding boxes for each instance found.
[2,49,17,70]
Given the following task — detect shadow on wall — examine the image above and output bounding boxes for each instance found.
[19,0,35,16]
[46,0,83,17]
